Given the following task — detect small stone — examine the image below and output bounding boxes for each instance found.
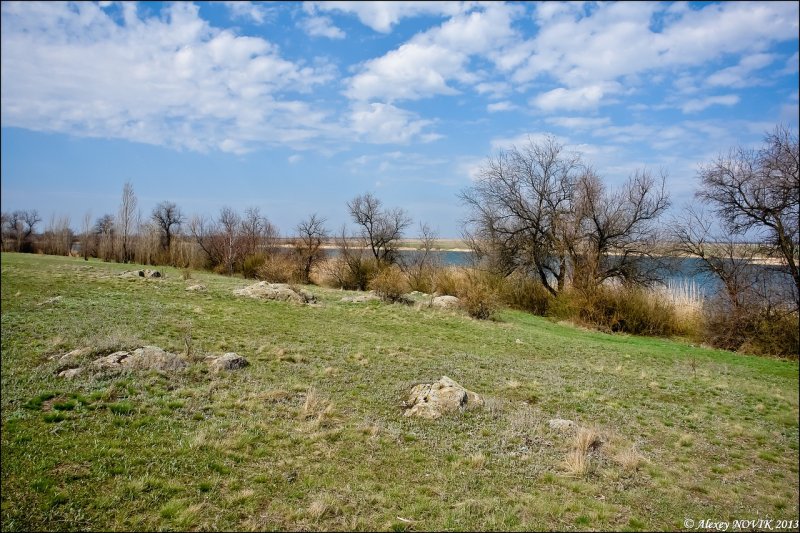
[548,418,577,431]
[186,284,207,292]
[58,368,83,379]
[209,352,249,372]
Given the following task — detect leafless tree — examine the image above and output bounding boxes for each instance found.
[461,135,669,295]
[402,223,441,293]
[94,214,116,261]
[151,201,184,255]
[294,213,328,284]
[81,211,93,260]
[117,181,137,263]
[347,193,412,265]
[460,135,584,296]
[6,210,43,252]
[696,125,799,307]
[0,212,7,251]
[41,214,73,256]
[240,206,277,258]
[571,168,670,288]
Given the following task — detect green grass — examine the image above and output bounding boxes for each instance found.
[2,252,798,531]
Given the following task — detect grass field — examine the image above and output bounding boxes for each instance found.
[1,253,798,531]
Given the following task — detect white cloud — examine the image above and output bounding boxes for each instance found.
[346,2,520,102]
[706,53,775,88]
[288,154,303,164]
[680,94,740,114]
[300,15,345,39]
[349,103,441,144]
[545,116,612,130]
[306,1,467,33]
[532,83,621,112]
[509,1,798,108]
[779,52,799,75]
[223,1,272,25]
[487,101,515,113]
[490,132,567,152]
[0,1,339,153]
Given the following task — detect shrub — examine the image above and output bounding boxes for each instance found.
[406,264,436,294]
[369,265,408,303]
[550,284,682,337]
[459,272,501,320]
[257,253,298,284]
[241,253,267,279]
[499,273,553,315]
[433,267,463,296]
[704,300,799,357]
[322,254,379,291]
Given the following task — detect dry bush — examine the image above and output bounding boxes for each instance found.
[433,267,464,296]
[406,264,437,294]
[550,284,683,337]
[257,253,299,284]
[322,254,379,291]
[241,253,267,279]
[704,299,799,357]
[499,273,553,315]
[369,265,409,303]
[563,426,603,478]
[459,272,501,320]
[302,388,336,429]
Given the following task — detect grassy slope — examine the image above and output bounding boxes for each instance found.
[1,253,798,531]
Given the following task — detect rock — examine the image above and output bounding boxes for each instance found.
[431,295,460,308]
[341,292,380,303]
[403,376,484,419]
[123,346,187,372]
[186,284,207,292]
[92,351,130,370]
[49,347,92,363]
[548,418,577,431]
[91,347,186,373]
[234,282,316,303]
[208,352,249,372]
[58,367,83,379]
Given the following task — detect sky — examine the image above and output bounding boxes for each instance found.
[1,1,798,238]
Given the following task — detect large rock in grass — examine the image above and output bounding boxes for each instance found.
[431,295,460,308]
[208,352,249,372]
[234,282,316,304]
[90,346,187,373]
[403,376,484,419]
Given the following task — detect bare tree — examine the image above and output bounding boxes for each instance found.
[0,212,7,251]
[347,192,412,265]
[402,223,441,293]
[294,213,328,284]
[696,125,799,307]
[94,214,116,261]
[117,181,137,263]
[41,214,72,256]
[240,206,277,258]
[151,201,184,256]
[460,135,584,296]
[571,168,670,288]
[81,211,92,260]
[9,210,42,253]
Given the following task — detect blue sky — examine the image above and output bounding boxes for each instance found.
[1,1,798,238]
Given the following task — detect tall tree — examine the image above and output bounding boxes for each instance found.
[117,181,137,263]
[151,201,184,254]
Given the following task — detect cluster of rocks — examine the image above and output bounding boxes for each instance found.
[234,282,316,304]
[120,269,162,278]
[56,346,249,379]
[340,291,461,308]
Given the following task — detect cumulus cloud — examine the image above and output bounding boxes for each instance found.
[306,1,467,33]
[487,101,515,113]
[300,15,345,39]
[346,2,520,102]
[0,1,338,153]
[532,83,621,112]
[349,103,441,144]
[509,1,798,109]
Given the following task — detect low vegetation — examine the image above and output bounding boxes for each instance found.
[2,253,798,531]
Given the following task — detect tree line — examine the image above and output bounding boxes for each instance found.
[2,125,797,355]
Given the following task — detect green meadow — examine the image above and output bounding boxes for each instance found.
[1,253,798,531]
